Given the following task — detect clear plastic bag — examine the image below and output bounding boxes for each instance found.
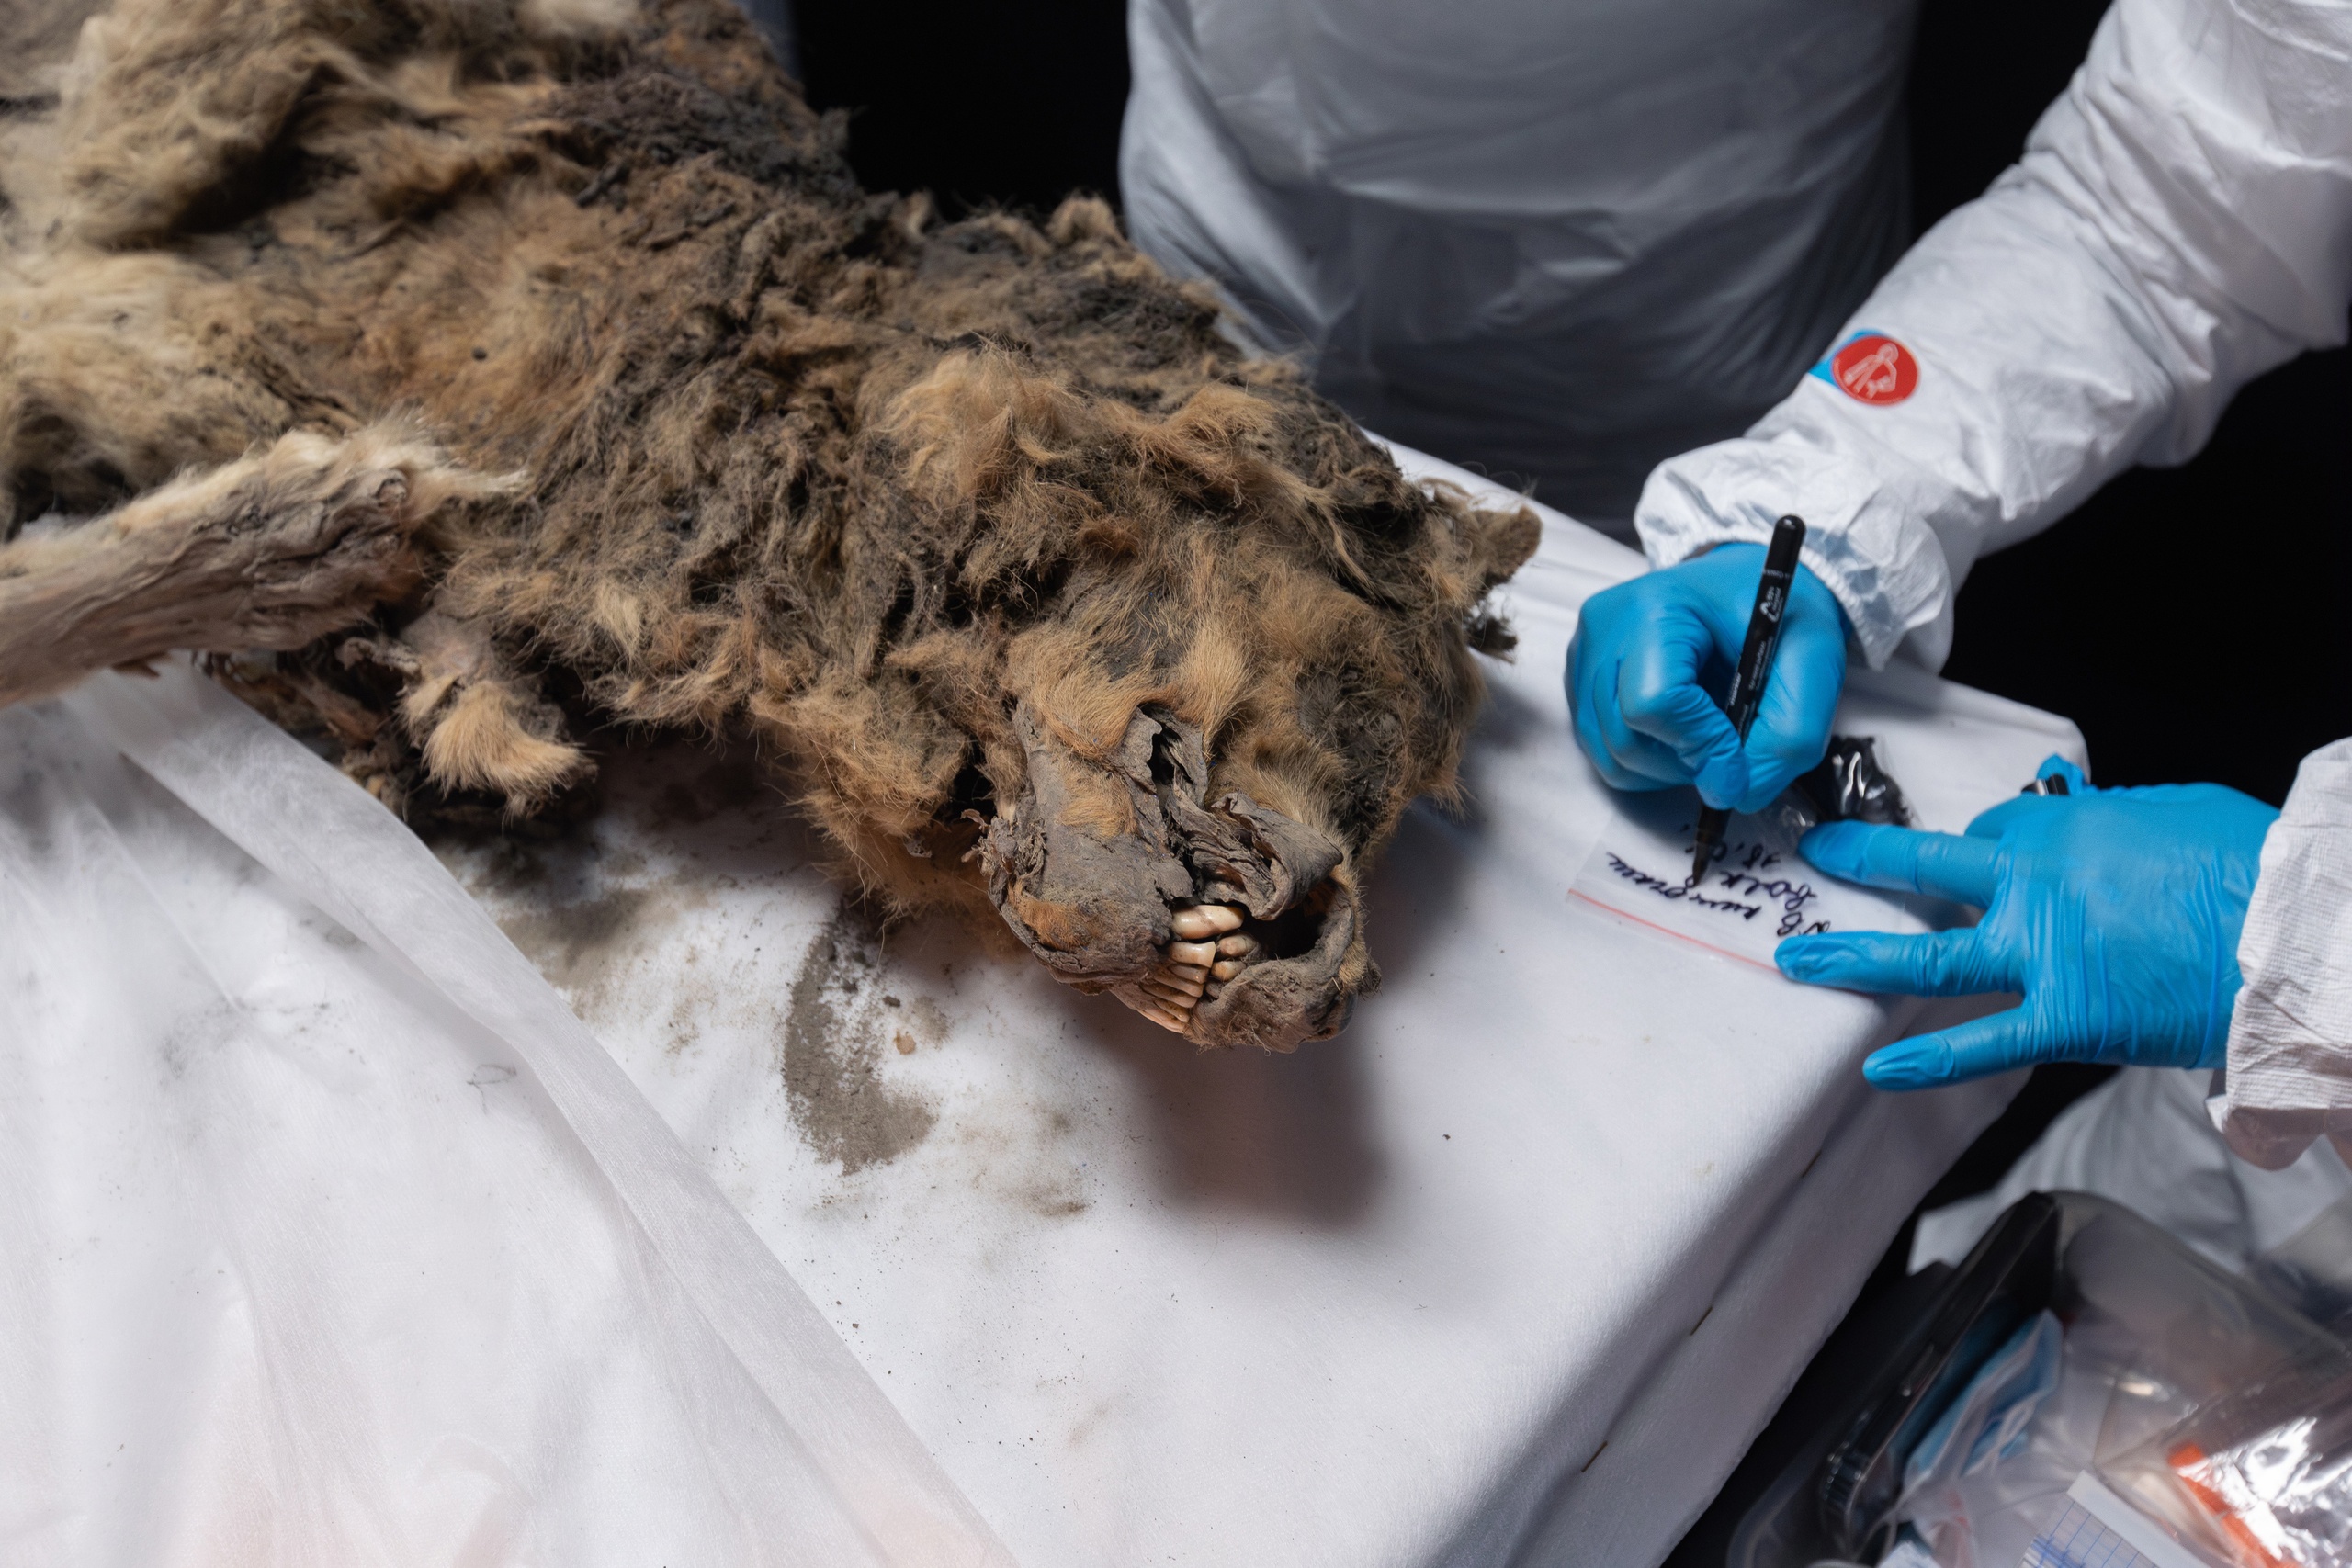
[1917,1194,2346,1568]
[1905,1314,2068,1499]
[1725,1191,2344,1568]
[0,671,1012,1565]
[2099,1349,2352,1568]
[2250,1195,2352,1340]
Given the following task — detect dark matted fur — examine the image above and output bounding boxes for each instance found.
[0,0,1539,1048]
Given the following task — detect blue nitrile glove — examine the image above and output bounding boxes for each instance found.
[1566,544,1851,813]
[1774,756,2279,1089]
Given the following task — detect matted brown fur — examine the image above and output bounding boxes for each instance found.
[0,0,1539,1049]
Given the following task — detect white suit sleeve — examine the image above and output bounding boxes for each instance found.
[2211,740,2352,1170]
[1635,0,2352,670]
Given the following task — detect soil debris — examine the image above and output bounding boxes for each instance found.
[782,901,938,1172]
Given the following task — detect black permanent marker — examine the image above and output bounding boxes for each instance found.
[1690,514,1807,886]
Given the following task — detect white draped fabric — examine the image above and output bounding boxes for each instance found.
[0,450,2089,1564]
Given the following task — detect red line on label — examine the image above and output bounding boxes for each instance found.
[1566,889,1782,975]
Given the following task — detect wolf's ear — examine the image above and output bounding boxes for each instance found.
[1464,502,1540,597]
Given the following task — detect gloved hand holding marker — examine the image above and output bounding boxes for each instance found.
[1687,516,1808,884]
[1775,756,2279,1090]
[1566,525,1850,818]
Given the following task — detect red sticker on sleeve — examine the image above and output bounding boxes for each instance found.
[1826,333,1918,405]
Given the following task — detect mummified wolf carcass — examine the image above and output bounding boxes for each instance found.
[0,0,1539,1049]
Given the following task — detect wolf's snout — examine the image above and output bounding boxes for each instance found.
[980,701,1369,1051]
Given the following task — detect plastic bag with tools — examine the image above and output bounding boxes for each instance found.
[2098,1347,2352,1568]
[1929,1193,2352,1568]
[1901,1192,2352,1568]
[1724,1192,2348,1568]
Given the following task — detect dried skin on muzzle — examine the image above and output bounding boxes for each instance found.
[0,0,1540,1050]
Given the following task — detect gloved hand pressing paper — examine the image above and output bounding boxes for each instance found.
[1775,757,2279,1089]
[1566,544,1850,813]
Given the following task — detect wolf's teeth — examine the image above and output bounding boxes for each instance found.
[1139,907,1251,1032]
[1170,904,1245,940]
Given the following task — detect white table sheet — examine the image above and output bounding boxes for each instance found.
[407,447,2085,1565]
[0,445,2087,1564]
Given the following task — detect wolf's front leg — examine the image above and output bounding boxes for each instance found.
[0,423,503,708]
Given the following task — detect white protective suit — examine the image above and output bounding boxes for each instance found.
[1635,0,2352,1168]
[1119,0,1918,531]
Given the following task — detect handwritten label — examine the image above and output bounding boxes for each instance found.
[1600,843,1833,938]
[1569,792,1937,971]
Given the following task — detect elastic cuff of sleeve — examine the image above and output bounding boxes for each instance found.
[2210,740,2352,1169]
[2214,1020,2352,1173]
[1633,434,1955,670]
[2206,1094,2352,1172]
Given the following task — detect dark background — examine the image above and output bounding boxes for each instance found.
[787,0,2348,1553]
[793,1,1128,221]
[1908,2,2352,809]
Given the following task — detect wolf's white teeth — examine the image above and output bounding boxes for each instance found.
[1170,904,1245,940]
[1142,907,1250,1030]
